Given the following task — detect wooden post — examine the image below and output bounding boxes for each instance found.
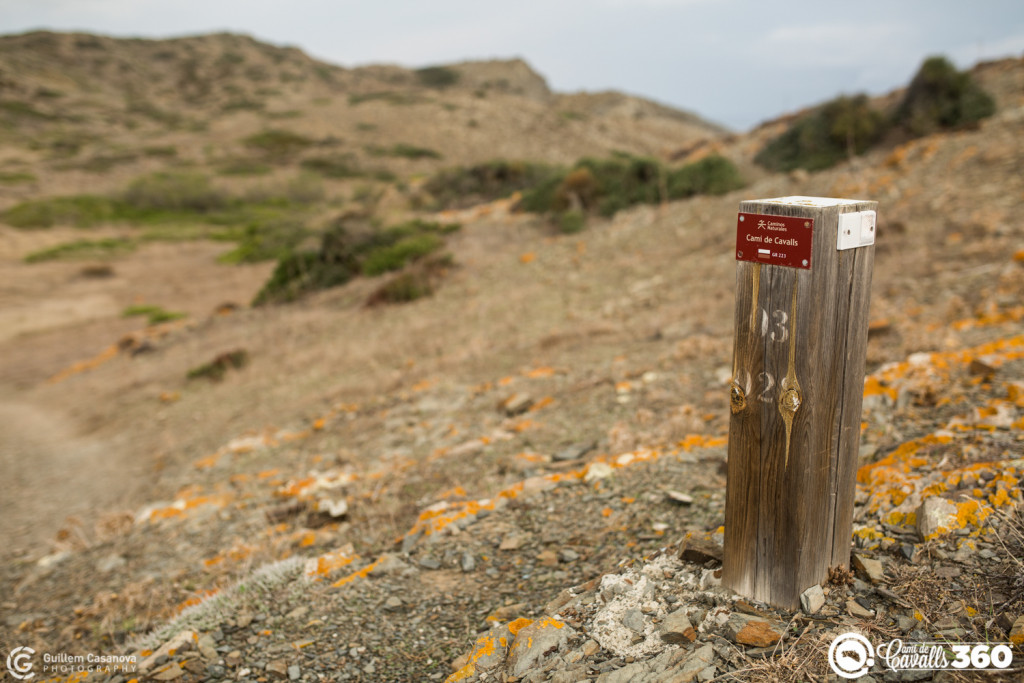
[723,196,877,610]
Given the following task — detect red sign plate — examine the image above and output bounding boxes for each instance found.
[735,213,814,269]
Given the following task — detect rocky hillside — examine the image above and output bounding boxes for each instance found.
[0,32,1023,683]
[0,31,724,207]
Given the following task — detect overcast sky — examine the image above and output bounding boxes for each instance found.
[2,0,1023,131]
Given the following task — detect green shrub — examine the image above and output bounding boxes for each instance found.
[520,153,745,221]
[122,172,227,213]
[367,271,432,304]
[300,155,361,178]
[216,216,309,264]
[253,218,458,305]
[122,304,187,325]
[2,195,122,228]
[666,155,746,198]
[348,91,419,106]
[755,95,888,172]
[415,66,460,89]
[252,251,326,305]
[0,171,35,184]
[558,209,586,234]
[423,160,561,210]
[361,233,443,276]
[187,349,249,381]
[894,56,995,136]
[25,237,135,263]
[366,143,442,160]
[243,129,314,160]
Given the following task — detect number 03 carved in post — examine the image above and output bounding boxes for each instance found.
[724,197,877,610]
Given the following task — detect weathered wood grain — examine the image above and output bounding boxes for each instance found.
[723,198,876,610]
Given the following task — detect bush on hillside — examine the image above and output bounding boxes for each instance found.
[416,66,460,89]
[894,56,996,136]
[755,56,996,173]
[243,129,314,160]
[122,171,227,212]
[422,160,561,210]
[755,95,888,172]
[666,154,747,198]
[520,153,745,221]
[253,218,460,305]
[2,194,121,228]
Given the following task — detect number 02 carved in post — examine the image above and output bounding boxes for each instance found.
[723,196,877,610]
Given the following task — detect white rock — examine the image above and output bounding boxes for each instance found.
[915,496,958,539]
[584,462,614,482]
[800,584,825,614]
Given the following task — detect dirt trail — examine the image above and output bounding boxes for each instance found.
[0,400,146,560]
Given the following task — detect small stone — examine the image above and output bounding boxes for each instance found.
[666,490,694,505]
[846,598,874,619]
[896,615,917,633]
[679,537,723,565]
[852,554,886,584]
[582,639,600,657]
[666,643,715,683]
[418,556,441,570]
[288,664,301,680]
[450,653,469,672]
[900,543,918,561]
[507,619,576,677]
[734,621,782,647]
[152,662,185,680]
[969,359,997,379]
[800,584,825,614]
[725,613,782,647]
[460,552,476,572]
[487,603,528,623]
[500,393,533,416]
[266,659,289,678]
[196,634,218,660]
[916,497,958,540]
[584,462,613,482]
[183,659,206,675]
[1009,615,1024,646]
[621,608,646,633]
[237,613,254,628]
[553,442,595,462]
[383,596,403,611]
[537,549,559,567]
[225,650,242,667]
[499,534,526,550]
[559,548,580,563]
[96,553,126,573]
[138,630,196,672]
[285,606,308,620]
[660,609,697,643]
[401,527,424,553]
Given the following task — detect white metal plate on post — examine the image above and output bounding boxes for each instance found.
[837,210,876,250]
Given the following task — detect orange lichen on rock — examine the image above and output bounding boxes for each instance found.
[330,556,381,588]
[507,617,534,635]
[144,492,234,522]
[172,589,219,614]
[307,546,359,579]
[529,396,555,412]
[47,343,120,384]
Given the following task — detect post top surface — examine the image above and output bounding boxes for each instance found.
[749,196,869,207]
